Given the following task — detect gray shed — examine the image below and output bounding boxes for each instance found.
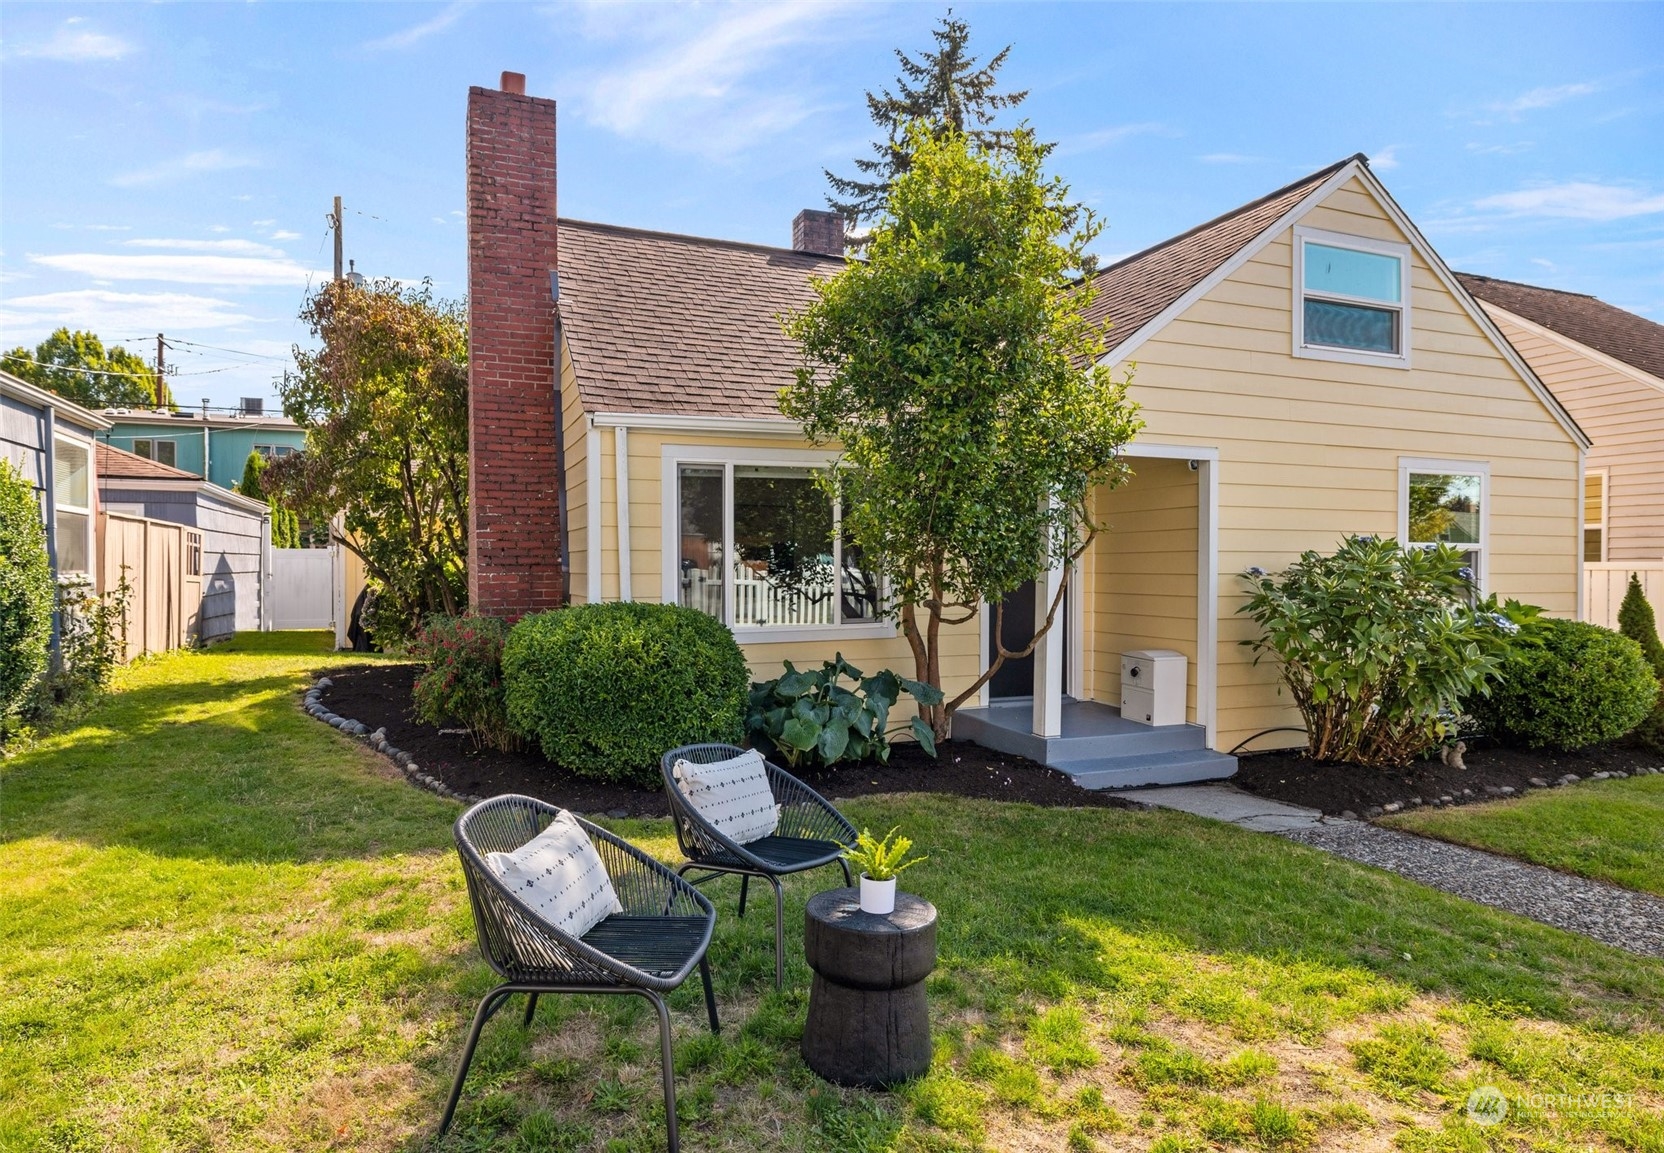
[97,443,271,640]
[1,370,109,583]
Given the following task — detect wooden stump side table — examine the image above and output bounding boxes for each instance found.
[801,887,937,1088]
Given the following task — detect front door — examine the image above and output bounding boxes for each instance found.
[987,580,1068,699]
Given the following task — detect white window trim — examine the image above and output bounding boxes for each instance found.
[1398,456,1489,589]
[659,443,896,644]
[1292,224,1413,369]
[53,433,95,576]
[1585,466,1608,563]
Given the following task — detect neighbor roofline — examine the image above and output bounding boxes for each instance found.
[98,473,270,515]
[0,369,113,431]
[1477,299,1664,398]
[99,410,302,429]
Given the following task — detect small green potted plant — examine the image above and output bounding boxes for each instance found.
[843,826,926,915]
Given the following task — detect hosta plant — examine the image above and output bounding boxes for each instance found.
[1239,535,1539,769]
[746,655,944,771]
[843,826,926,882]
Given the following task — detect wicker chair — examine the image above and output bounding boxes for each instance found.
[441,794,719,1152]
[661,744,858,989]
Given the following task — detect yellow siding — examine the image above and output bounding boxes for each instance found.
[1124,175,1582,751]
[1085,458,1199,719]
[560,343,589,602]
[1485,309,1664,562]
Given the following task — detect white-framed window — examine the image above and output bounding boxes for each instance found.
[255,443,296,460]
[1584,468,1608,563]
[660,445,892,644]
[1399,456,1488,589]
[53,436,93,576]
[133,438,177,467]
[1293,225,1412,368]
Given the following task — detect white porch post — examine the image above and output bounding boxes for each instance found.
[1032,560,1064,738]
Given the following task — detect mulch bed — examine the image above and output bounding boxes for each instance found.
[1234,739,1663,817]
[317,663,1134,816]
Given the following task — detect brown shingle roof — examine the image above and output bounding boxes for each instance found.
[97,441,202,482]
[555,157,1362,417]
[1456,273,1664,384]
[558,220,842,418]
[1085,155,1359,352]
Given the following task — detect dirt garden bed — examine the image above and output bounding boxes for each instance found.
[1234,739,1662,817]
[316,663,1135,816]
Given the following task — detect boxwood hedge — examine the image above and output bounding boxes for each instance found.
[1468,618,1658,751]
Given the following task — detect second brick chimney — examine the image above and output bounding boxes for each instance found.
[465,72,564,618]
[792,209,845,257]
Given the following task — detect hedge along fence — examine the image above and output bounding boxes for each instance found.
[0,460,53,733]
[502,602,748,788]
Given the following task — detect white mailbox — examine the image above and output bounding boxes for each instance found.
[1119,649,1187,727]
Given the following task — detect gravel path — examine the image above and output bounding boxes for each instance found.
[1282,821,1664,959]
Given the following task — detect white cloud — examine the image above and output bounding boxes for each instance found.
[207,225,232,234]
[270,230,301,241]
[1055,123,1168,157]
[1370,145,1401,172]
[111,149,261,188]
[11,22,132,63]
[1197,152,1264,165]
[124,238,290,258]
[28,251,321,286]
[363,1,474,51]
[1473,182,1664,222]
[0,290,256,341]
[1490,82,1597,116]
[1467,141,1533,156]
[1530,258,1557,270]
[252,218,277,228]
[574,2,843,156]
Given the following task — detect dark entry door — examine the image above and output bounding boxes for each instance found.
[987,580,1068,699]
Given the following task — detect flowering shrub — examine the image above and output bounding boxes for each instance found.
[411,614,518,751]
[1468,618,1657,751]
[1240,535,1538,769]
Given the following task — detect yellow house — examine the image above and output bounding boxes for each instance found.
[464,79,1587,787]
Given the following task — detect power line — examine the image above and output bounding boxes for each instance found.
[0,354,244,379]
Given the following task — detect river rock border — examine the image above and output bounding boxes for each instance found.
[302,676,483,805]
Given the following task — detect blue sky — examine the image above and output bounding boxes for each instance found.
[2,2,1660,408]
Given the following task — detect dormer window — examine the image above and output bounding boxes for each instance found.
[1293,226,1412,367]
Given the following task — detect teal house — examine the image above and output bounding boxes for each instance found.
[97,405,306,490]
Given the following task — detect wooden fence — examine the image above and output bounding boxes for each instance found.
[99,511,202,660]
[1583,563,1664,641]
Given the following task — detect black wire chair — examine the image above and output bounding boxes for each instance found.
[441,794,719,1153]
[661,744,858,989]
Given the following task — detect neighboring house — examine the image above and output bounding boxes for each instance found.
[460,76,1586,786]
[99,404,305,490]
[97,443,271,643]
[1,369,108,588]
[1457,274,1664,565]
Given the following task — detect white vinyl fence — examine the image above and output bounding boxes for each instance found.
[1583,563,1664,640]
[271,546,337,630]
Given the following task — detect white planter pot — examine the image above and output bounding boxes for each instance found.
[859,875,897,915]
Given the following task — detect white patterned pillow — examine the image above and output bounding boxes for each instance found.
[673,750,779,844]
[485,810,623,940]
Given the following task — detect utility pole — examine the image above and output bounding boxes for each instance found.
[331,195,343,282]
[155,333,166,408]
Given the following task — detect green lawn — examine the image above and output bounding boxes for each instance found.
[3,632,1662,1152]
[1386,772,1664,898]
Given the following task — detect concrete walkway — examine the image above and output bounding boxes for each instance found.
[1128,783,1664,959]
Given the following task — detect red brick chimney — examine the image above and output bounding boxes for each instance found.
[466,71,563,619]
[792,209,845,257]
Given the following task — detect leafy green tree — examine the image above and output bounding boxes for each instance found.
[1617,573,1664,753]
[784,126,1142,736]
[237,451,300,549]
[826,12,1028,231]
[267,278,468,643]
[2,328,167,408]
[0,460,53,736]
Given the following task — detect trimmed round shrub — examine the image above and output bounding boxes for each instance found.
[503,602,748,786]
[0,460,54,731]
[1469,618,1658,751]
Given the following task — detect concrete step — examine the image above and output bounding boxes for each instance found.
[1051,748,1240,790]
[952,711,1207,764]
